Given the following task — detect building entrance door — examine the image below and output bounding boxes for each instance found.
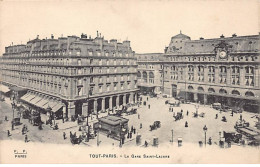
[172,84,177,98]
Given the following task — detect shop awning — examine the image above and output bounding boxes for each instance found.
[37,98,49,108]
[27,95,37,102]
[21,94,36,103]
[0,84,10,93]
[30,95,42,104]
[52,104,63,113]
[20,93,31,101]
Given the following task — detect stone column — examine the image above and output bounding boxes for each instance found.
[215,66,219,84]
[204,94,208,105]
[255,66,259,88]
[240,66,245,86]
[109,96,113,110]
[194,93,198,102]
[62,103,66,118]
[123,95,126,105]
[226,66,231,85]
[204,65,208,83]
[134,93,138,103]
[68,101,75,120]
[82,102,88,116]
[102,97,105,111]
[129,93,134,103]
[194,65,198,82]
[93,99,97,114]
[116,95,119,107]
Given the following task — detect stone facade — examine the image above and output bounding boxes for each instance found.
[163,32,260,112]
[136,53,164,95]
[0,33,139,118]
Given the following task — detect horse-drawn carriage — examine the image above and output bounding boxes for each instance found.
[12,117,21,126]
[173,112,183,121]
[223,131,242,143]
[70,133,83,145]
[150,121,161,131]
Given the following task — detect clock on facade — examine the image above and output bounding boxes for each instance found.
[219,50,227,58]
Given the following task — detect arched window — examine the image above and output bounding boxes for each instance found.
[219,89,227,94]
[245,91,254,97]
[143,71,147,83]
[231,90,240,95]
[188,86,193,90]
[137,71,141,78]
[208,88,215,93]
[198,87,204,92]
[149,72,154,78]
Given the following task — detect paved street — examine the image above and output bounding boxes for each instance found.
[0,95,259,148]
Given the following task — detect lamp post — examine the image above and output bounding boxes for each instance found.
[219,131,221,141]
[97,124,102,146]
[119,121,122,148]
[171,129,174,143]
[195,104,199,116]
[203,125,208,147]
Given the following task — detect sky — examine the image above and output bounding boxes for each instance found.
[0,0,259,55]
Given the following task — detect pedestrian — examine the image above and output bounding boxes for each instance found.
[127,132,130,139]
[209,137,212,145]
[63,132,66,140]
[148,104,150,109]
[133,128,136,134]
[172,108,173,112]
[140,123,142,129]
[138,114,140,119]
[147,97,148,101]
[181,109,183,113]
[131,126,134,132]
[62,117,65,123]
[7,130,11,137]
[25,135,28,143]
[130,132,132,138]
[186,110,189,116]
[185,121,188,127]
[144,140,148,147]
[215,114,218,119]
[5,116,8,121]
[169,108,171,112]
[240,114,242,121]
[70,131,72,138]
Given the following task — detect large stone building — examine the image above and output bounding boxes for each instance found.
[163,32,260,112]
[0,33,138,118]
[136,53,164,95]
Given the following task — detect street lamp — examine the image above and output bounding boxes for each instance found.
[119,121,122,148]
[97,124,102,146]
[170,129,174,143]
[219,131,221,141]
[203,125,208,147]
[195,104,199,116]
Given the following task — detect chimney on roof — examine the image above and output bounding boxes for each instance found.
[200,37,204,40]
[180,30,182,34]
[220,34,225,38]
[51,34,54,39]
[37,35,39,39]
[232,33,237,37]
[97,30,99,37]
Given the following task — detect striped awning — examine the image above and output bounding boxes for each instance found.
[20,93,31,101]
[20,93,63,112]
